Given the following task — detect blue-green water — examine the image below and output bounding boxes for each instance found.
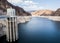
[18,17,60,43]
[0,17,60,43]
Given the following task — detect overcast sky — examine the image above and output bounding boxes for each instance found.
[7,0,60,11]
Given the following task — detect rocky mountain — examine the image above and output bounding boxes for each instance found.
[31,10,54,16]
[54,8,60,16]
[0,0,31,16]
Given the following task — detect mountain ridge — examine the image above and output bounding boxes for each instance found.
[31,9,60,16]
[0,0,31,16]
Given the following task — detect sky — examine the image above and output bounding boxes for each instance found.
[7,0,60,11]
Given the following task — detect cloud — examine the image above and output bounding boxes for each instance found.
[7,0,44,11]
[7,0,23,4]
[23,0,38,5]
[22,0,44,11]
[23,3,44,11]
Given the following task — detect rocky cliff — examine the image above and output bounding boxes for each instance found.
[31,8,60,16]
[54,8,60,16]
[0,0,31,16]
[31,10,54,16]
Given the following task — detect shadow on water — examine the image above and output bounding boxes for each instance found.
[0,35,6,43]
[0,35,19,43]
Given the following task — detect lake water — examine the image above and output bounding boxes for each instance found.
[0,17,60,43]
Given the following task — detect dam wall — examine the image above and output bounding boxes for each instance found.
[0,19,6,37]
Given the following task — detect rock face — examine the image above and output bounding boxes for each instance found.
[54,8,60,16]
[0,23,5,37]
[0,0,31,16]
[31,10,54,16]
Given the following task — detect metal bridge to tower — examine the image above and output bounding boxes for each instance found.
[6,8,18,42]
